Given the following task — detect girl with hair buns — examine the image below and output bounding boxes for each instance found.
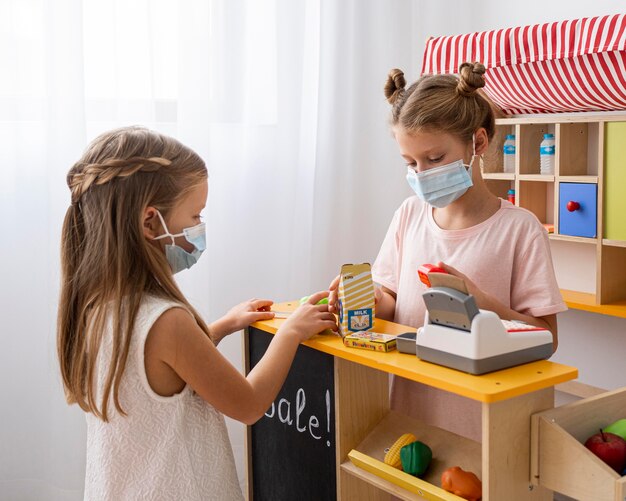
[329,62,566,441]
[58,126,337,500]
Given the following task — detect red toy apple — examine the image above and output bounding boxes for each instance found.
[584,429,626,473]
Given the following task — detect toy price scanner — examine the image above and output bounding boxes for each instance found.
[407,265,554,375]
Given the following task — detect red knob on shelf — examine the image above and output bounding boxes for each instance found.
[566,201,580,212]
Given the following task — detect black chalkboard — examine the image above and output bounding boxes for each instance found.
[247,326,336,501]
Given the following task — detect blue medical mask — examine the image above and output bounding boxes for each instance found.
[152,210,206,274]
[406,135,477,208]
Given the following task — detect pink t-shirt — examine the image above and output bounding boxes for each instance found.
[372,196,567,441]
[373,196,566,328]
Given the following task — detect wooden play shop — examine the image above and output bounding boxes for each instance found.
[245,309,626,500]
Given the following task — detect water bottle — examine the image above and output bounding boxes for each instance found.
[540,133,555,175]
[503,134,516,174]
[507,189,515,205]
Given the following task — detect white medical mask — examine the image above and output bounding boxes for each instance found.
[406,134,477,208]
[152,210,206,274]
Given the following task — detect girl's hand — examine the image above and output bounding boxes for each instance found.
[327,275,340,314]
[438,261,557,351]
[210,299,276,344]
[279,291,337,343]
[436,261,488,307]
[223,299,276,332]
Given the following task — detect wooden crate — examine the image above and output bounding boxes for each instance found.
[531,386,626,501]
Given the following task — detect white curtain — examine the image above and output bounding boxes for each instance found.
[0,0,422,498]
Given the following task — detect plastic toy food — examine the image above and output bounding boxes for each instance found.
[384,433,417,469]
[584,429,626,473]
[603,419,626,441]
[418,264,447,287]
[299,295,329,305]
[441,466,482,501]
[400,441,432,477]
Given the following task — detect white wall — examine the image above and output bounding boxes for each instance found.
[471,0,625,31]
[552,310,626,390]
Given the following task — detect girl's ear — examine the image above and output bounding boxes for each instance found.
[474,127,489,156]
[143,207,161,240]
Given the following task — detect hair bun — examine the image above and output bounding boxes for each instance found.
[384,69,406,105]
[457,62,486,97]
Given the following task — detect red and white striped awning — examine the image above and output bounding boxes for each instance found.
[421,14,626,115]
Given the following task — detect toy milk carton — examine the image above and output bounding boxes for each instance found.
[337,263,375,337]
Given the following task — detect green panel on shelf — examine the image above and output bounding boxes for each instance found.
[604,122,626,241]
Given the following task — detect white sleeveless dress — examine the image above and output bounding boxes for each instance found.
[84,295,243,501]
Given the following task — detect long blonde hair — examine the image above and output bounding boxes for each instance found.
[384,62,495,142]
[58,126,210,421]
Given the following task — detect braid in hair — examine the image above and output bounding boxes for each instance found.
[68,156,172,205]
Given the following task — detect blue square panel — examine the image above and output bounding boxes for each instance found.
[559,183,597,238]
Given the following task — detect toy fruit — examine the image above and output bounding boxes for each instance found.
[603,419,626,441]
[584,429,626,473]
[441,466,482,501]
[384,433,417,469]
[299,295,329,305]
[400,441,432,476]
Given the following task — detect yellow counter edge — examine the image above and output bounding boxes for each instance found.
[250,302,578,404]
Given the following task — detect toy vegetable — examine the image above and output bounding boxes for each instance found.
[384,433,417,469]
[400,441,432,476]
[441,466,482,501]
[299,295,329,305]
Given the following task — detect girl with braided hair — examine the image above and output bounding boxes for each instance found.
[58,126,337,500]
[329,63,566,441]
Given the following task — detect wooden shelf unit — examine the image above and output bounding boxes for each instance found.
[484,112,626,318]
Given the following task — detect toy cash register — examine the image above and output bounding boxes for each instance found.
[412,265,553,374]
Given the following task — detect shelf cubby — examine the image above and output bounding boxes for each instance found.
[483,178,513,199]
[483,123,514,174]
[518,180,554,226]
[343,411,479,500]
[519,123,555,175]
[558,122,600,177]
